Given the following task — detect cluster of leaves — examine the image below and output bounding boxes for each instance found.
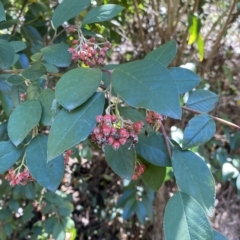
[0,0,231,239]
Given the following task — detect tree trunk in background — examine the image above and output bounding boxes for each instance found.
[152,183,169,240]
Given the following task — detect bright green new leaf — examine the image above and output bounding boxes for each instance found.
[169,67,200,94]
[188,14,201,45]
[52,0,90,28]
[105,144,136,180]
[136,132,171,166]
[183,114,216,149]
[186,90,218,112]
[172,148,215,214]
[26,135,64,192]
[41,43,71,68]
[9,41,27,53]
[213,230,228,240]
[0,2,6,22]
[8,99,42,146]
[55,67,102,111]
[164,191,213,240]
[112,60,181,119]
[0,141,23,173]
[47,92,105,161]
[7,75,25,85]
[22,62,46,81]
[197,34,204,61]
[0,40,15,70]
[82,4,124,25]
[38,89,55,126]
[144,40,177,67]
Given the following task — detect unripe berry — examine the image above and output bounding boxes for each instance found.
[119,128,127,137]
[112,141,120,150]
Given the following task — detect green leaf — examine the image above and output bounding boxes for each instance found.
[41,43,71,68]
[0,40,15,70]
[197,34,204,61]
[213,230,228,240]
[7,99,42,146]
[118,106,146,123]
[0,141,23,173]
[188,15,201,45]
[0,91,13,117]
[164,191,213,240]
[141,159,166,191]
[222,162,238,182]
[22,62,46,81]
[0,19,18,30]
[26,80,42,100]
[0,2,6,22]
[26,135,64,192]
[38,89,55,126]
[186,89,218,112]
[82,4,124,25]
[52,0,90,28]
[183,114,216,149]
[169,67,200,94]
[105,143,136,180]
[48,92,105,161]
[112,60,181,119]
[42,63,59,73]
[55,67,102,111]
[144,40,177,67]
[53,222,65,240]
[9,41,27,52]
[136,132,171,166]
[31,52,43,62]
[172,148,215,214]
[7,75,25,85]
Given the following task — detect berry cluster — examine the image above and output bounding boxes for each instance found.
[132,163,146,180]
[90,114,144,150]
[5,168,34,186]
[146,111,163,131]
[64,150,73,164]
[68,37,111,67]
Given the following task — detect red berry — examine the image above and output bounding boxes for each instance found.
[110,127,117,134]
[119,128,127,137]
[95,133,104,140]
[72,39,78,45]
[96,115,103,123]
[119,138,127,145]
[89,37,95,42]
[93,126,101,134]
[82,43,88,49]
[103,114,112,123]
[112,141,120,150]
[111,115,117,123]
[107,136,114,145]
[132,173,138,180]
[102,124,111,136]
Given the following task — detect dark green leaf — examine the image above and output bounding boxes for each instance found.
[164,191,213,240]
[144,40,177,67]
[136,132,171,166]
[112,60,181,119]
[0,40,15,70]
[0,79,11,92]
[42,63,59,73]
[31,53,43,62]
[26,80,42,100]
[38,89,55,126]
[118,106,146,123]
[52,0,90,28]
[7,75,24,85]
[53,222,65,240]
[0,19,18,30]
[169,67,200,94]
[22,62,46,81]
[172,148,215,214]
[5,83,26,108]
[0,2,6,22]
[26,135,64,192]
[213,230,228,240]
[55,67,102,111]
[122,197,137,220]
[230,132,240,150]
[48,92,105,161]
[186,90,218,112]
[8,99,42,146]
[9,41,27,52]
[82,4,124,25]
[0,141,23,173]
[183,114,216,149]
[105,144,136,180]
[136,201,147,224]
[41,43,71,68]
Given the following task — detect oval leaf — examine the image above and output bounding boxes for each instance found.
[183,114,216,149]
[26,135,64,192]
[82,4,124,25]
[186,89,218,112]
[52,0,90,28]
[0,2,6,22]
[169,67,200,94]
[8,99,42,146]
[136,132,171,166]
[112,60,181,119]
[22,62,46,81]
[48,92,105,161]
[105,144,136,180]
[0,40,15,70]
[7,75,25,85]
[144,40,177,67]
[118,106,146,123]
[172,148,215,214]
[9,41,27,53]
[0,141,23,173]
[164,191,213,240]
[55,68,102,111]
[41,43,71,68]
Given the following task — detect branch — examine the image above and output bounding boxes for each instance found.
[160,124,172,158]
[182,106,240,130]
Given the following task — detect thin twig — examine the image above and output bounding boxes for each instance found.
[160,124,172,158]
[182,106,240,130]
